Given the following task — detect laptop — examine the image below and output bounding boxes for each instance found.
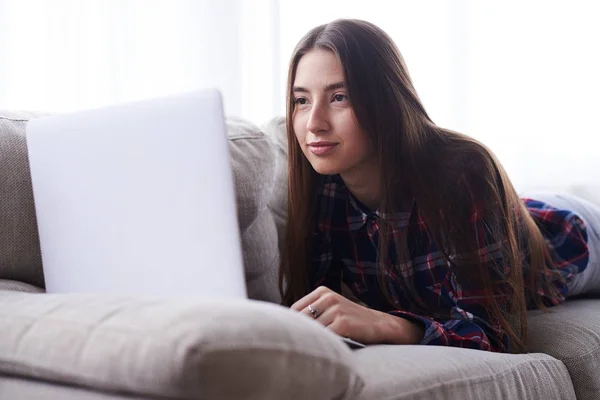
[26,89,366,349]
[26,89,247,299]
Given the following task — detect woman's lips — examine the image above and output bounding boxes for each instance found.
[308,143,338,156]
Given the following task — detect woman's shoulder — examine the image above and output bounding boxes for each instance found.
[423,130,497,193]
[443,131,494,170]
[414,131,505,228]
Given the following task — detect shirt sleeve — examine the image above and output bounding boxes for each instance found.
[388,203,513,352]
[388,302,506,352]
[387,262,510,352]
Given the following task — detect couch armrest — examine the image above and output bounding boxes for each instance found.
[0,292,363,400]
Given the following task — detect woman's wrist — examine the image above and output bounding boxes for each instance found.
[377,311,425,344]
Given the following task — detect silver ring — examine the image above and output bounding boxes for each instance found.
[308,303,319,319]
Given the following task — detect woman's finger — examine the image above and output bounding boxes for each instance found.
[299,290,339,321]
[308,302,337,326]
[290,286,331,312]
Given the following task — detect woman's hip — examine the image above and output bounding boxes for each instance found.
[520,191,600,296]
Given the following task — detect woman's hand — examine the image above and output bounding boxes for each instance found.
[291,286,424,345]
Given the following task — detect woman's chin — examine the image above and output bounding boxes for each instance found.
[310,162,342,176]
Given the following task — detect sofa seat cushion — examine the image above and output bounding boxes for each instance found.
[353,345,574,400]
[0,291,363,400]
[527,298,600,400]
[0,375,138,400]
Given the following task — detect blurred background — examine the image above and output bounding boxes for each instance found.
[0,0,598,196]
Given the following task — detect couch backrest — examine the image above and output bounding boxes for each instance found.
[0,112,46,288]
[0,111,285,303]
[261,117,288,253]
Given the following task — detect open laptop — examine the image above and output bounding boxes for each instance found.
[26,89,247,299]
[26,89,366,349]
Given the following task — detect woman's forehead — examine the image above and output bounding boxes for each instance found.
[294,49,345,90]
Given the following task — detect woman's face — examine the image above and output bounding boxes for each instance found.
[292,49,376,178]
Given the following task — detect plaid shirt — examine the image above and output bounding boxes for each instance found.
[310,174,589,352]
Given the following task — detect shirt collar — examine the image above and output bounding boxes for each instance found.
[347,191,374,231]
[325,174,412,232]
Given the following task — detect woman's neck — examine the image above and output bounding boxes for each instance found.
[340,164,381,211]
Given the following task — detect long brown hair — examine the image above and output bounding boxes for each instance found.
[278,19,562,353]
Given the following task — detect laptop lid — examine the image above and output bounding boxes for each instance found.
[26,90,247,299]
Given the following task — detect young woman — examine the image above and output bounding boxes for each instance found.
[279,19,599,353]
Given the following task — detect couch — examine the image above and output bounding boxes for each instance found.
[1,110,599,400]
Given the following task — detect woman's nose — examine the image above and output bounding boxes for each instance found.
[306,104,329,133]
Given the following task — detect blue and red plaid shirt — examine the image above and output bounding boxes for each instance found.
[310,174,589,352]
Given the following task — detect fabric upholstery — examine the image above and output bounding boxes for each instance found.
[262,116,288,253]
[527,299,600,400]
[227,116,280,302]
[228,116,275,232]
[0,279,43,293]
[0,112,46,288]
[0,375,142,400]
[0,112,281,302]
[353,345,575,400]
[242,208,280,302]
[0,291,364,400]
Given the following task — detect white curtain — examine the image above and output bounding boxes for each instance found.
[0,0,280,125]
[279,0,600,197]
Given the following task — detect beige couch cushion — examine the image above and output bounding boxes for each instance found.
[0,112,280,303]
[527,298,600,400]
[0,375,139,400]
[354,345,575,400]
[0,291,364,400]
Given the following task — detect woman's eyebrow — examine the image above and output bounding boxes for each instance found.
[292,86,308,93]
[325,81,345,91]
[292,81,345,93]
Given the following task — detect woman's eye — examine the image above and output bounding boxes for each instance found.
[333,94,347,102]
[294,97,308,105]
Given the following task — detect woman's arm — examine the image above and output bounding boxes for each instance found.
[387,198,514,352]
[291,232,509,350]
[291,285,425,344]
[386,280,509,352]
